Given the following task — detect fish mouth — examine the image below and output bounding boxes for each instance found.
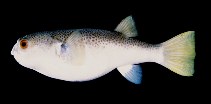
[11,43,18,56]
[11,46,15,55]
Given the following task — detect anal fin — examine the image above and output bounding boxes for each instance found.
[117,64,142,84]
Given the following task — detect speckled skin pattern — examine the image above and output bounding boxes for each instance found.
[21,29,157,49]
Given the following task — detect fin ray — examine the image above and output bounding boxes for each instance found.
[117,64,142,84]
[161,31,195,76]
[115,16,138,38]
[65,31,85,65]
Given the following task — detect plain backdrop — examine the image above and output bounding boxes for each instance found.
[1,1,210,102]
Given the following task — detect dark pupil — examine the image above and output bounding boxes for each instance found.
[21,42,26,47]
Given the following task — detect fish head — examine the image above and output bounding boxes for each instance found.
[11,34,56,70]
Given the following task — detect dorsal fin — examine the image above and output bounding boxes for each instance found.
[115,16,138,38]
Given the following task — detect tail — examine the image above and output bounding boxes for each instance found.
[160,31,195,76]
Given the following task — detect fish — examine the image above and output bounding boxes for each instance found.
[11,16,195,84]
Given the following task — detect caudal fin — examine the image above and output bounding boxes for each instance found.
[161,31,195,76]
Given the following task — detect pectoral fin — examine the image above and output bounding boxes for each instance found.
[66,31,85,65]
[55,42,69,56]
[55,31,85,65]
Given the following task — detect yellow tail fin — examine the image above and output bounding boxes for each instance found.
[161,31,195,76]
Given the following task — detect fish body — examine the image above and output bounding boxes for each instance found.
[11,16,195,84]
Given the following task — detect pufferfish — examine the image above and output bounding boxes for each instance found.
[11,16,195,84]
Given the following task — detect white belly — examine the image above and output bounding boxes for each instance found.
[32,43,161,82]
[33,46,114,82]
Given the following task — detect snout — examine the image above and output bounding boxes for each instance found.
[11,43,18,56]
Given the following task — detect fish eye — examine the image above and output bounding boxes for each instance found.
[20,39,28,49]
